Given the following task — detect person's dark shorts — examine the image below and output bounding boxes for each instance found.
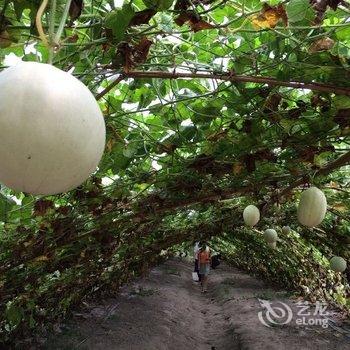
[194,259,201,280]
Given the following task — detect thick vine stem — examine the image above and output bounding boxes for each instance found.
[35,0,49,48]
[48,0,57,64]
[53,0,72,45]
[48,0,56,41]
[252,228,263,236]
[96,70,350,101]
[123,70,350,96]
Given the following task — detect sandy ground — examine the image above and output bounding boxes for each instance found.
[43,258,350,350]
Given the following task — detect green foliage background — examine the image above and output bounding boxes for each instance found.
[0,0,349,346]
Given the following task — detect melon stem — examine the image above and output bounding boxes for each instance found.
[48,0,57,64]
[54,0,72,46]
[35,0,49,48]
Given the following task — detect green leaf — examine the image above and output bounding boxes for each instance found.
[123,143,138,158]
[286,0,315,23]
[13,0,38,21]
[334,96,350,110]
[142,0,173,10]
[179,125,197,141]
[5,303,23,329]
[0,194,16,222]
[105,3,135,43]
[22,53,38,62]
[110,142,133,172]
[158,12,173,32]
[335,26,350,41]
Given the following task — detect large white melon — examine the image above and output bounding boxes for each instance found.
[282,226,291,234]
[297,187,327,227]
[243,205,260,227]
[0,62,106,195]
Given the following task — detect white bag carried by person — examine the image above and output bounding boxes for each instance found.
[192,272,199,281]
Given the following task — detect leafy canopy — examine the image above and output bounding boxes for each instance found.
[0,0,349,344]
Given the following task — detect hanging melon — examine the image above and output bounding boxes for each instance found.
[264,229,278,243]
[243,205,260,227]
[282,226,291,234]
[297,187,327,227]
[329,256,347,273]
[0,62,106,195]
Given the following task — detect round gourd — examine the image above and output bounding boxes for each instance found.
[330,256,347,273]
[264,229,278,243]
[297,187,327,227]
[243,205,260,227]
[282,226,291,234]
[267,241,276,249]
[0,62,105,195]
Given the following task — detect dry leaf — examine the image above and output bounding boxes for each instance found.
[116,42,134,72]
[34,255,49,262]
[242,155,256,173]
[264,93,282,112]
[331,203,347,212]
[175,11,214,32]
[0,30,11,48]
[309,37,335,53]
[56,206,71,215]
[207,130,227,142]
[133,37,153,64]
[310,94,329,109]
[232,162,244,175]
[251,4,288,29]
[334,108,350,128]
[106,139,115,152]
[129,9,157,26]
[67,34,79,43]
[310,0,342,24]
[23,239,34,248]
[69,0,84,22]
[34,199,54,216]
[116,38,153,71]
[0,15,12,48]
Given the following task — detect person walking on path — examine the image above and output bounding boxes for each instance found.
[193,241,201,282]
[198,242,211,293]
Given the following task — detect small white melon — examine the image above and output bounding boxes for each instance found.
[243,205,260,227]
[282,226,291,234]
[264,229,278,243]
[330,256,347,273]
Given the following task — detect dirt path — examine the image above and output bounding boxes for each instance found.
[44,258,349,350]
